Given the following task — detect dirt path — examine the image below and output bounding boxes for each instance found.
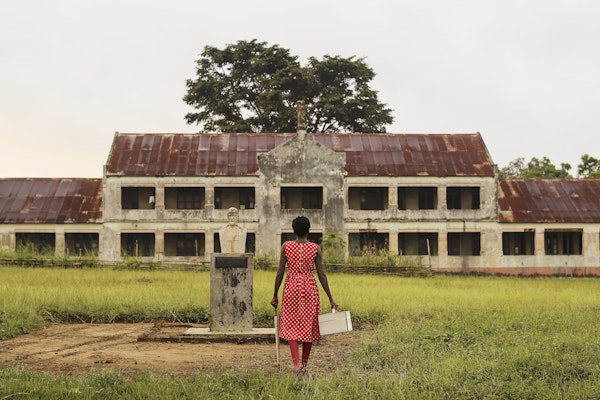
[0,323,364,377]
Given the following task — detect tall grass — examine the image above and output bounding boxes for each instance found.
[0,267,211,338]
[1,266,600,399]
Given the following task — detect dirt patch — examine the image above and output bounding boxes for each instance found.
[0,323,364,377]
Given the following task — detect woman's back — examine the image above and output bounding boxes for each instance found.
[284,241,318,275]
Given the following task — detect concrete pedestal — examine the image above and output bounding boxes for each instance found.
[209,253,253,332]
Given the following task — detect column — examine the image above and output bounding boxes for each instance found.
[155,230,164,261]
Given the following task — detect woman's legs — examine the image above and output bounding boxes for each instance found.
[289,340,314,374]
[301,341,313,368]
[288,340,300,370]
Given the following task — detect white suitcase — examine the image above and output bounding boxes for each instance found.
[318,309,353,335]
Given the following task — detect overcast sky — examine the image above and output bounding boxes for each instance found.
[1,0,599,178]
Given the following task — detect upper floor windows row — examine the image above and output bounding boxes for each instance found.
[120,186,319,211]
[120,185,482,211]
[349,186,480,211]
[121,186,255,211]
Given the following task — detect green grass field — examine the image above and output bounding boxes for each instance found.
[1,266,599,399]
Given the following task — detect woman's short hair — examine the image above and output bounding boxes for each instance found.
[292,216,310,237]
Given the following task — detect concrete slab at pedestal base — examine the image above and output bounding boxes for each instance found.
[136,323,276,344]
[183,327,276,343]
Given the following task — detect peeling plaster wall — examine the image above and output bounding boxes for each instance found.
[257,133,346,255]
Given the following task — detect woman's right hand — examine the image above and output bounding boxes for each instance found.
[270,296,278,308]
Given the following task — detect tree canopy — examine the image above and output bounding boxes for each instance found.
[499,157,572,178]
[577,154,600,178]
[183,40,393,133]
[499,154,600,178]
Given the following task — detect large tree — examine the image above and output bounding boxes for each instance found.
[183,40,393,133]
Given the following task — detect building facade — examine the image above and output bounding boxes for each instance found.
[1,131,599,275]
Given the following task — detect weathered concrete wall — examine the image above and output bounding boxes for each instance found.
[100,175,260,262]
[257,133,346,255]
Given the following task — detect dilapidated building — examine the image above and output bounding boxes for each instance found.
[0,178,103,256]
[1,131,599,275]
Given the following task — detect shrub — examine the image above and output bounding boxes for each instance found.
[321,231,346,264]
[254,253,277,270]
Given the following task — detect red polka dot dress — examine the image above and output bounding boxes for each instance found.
[279,241,321,342]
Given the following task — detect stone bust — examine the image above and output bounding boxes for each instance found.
[218,207,247,253]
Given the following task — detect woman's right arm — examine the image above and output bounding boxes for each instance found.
[271,243,287,308]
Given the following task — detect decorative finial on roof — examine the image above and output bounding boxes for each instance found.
[297,100,307,139]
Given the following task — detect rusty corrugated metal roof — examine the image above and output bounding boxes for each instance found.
[320,133,495,176]
[105,133,496,177]
[498,179,600,223]
[105,133,291,177]
[0,178,103,224]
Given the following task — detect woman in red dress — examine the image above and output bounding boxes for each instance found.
[271,216,338,375]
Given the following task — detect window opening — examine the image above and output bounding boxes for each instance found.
[121,233,155,257]
[65,233,99,256]
[348,187,388,210]
[281,187,323,210]
[165,187,205,210]
[16,233,55,255]
[502,232,535,255]
[447,187,480,210]
[447,232,480,256]
[121,187,156,210]
[545,231,582,255]
[164,233,205,256]
[398,187,437,210]
[348,232,388,256]
[398,233,438,256]
[215,187,255,209]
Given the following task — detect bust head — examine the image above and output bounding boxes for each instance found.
[227,207,239,226]
[220,207,246,253]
